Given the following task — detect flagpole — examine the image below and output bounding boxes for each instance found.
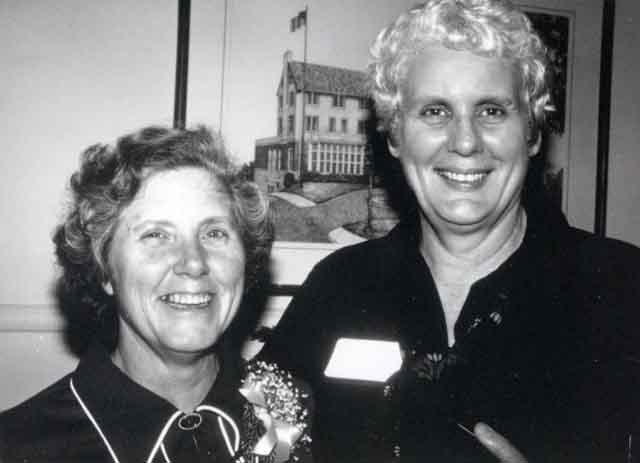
[173,0,191,129]
[299,6,308,186]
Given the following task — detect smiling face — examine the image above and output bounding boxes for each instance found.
[390,45,540,238]
[103,167,245,361]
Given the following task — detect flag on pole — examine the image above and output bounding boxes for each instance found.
[290,9,307,32]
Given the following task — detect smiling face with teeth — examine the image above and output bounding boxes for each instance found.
[103,167,246,362]
[389,45,541,239]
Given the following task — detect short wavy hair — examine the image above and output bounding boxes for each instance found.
[369,0,552,140]
[54,125,273,322]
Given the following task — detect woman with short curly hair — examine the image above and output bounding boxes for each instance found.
[55,125,272,324]
[0,125,310,463]
[368,0,552,142]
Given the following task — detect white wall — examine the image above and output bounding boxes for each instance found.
[0,308,76,410]
[0,0,176,306]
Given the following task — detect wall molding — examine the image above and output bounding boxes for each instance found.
[0,304,65,332]
[271,241,340,286]
[0,297,290,334]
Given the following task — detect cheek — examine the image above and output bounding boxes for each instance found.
[114,266,159,301]
[483,124,529,154]
[500,143,531,171]
[401,126,447,162]
[109,247,173,297]
[208,248,246,287]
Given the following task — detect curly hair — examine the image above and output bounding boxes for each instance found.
[54,125,273,323]
[368,0,552,140]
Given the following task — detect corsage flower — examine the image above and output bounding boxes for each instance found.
[236,361,311,463]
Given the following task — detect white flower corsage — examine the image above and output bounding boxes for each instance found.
[237,361,311,463]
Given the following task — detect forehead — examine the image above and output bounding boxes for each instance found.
[402,45,521,103]
[121,167,232,223]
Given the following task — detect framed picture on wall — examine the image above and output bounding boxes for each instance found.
[524,7,572,210]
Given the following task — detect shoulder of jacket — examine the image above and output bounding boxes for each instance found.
[0,373,74,432]
[572,228,640,268]
[307,234,401,286]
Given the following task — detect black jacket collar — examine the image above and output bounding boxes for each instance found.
[72,343,245,462]
[380,201,576,347]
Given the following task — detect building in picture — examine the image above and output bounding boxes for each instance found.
[254,50,370,192]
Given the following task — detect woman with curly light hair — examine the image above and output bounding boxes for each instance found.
[369,0,552,141]
[260,1,640,462]
[0,125,311,463]
[54,125,272,335]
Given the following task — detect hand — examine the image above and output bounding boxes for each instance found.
[474,422,528,463]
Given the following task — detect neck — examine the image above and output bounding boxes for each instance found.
[420,204,527,285]
[112,335,219,412]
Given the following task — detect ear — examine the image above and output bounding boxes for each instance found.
[386,113,401,158]
[387,136,400,159]
[102,280,114,296]
[528,131,542,158]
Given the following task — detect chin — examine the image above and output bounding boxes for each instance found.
[443,220,489,234]
[162,331,221,354]
[438,209,489,228]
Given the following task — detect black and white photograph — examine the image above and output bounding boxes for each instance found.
[2,1,640,462]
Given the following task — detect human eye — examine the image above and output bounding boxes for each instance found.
[418,105,451,125]
[202,226,230,245]
[477,104,507,123]
[140,229,170,244]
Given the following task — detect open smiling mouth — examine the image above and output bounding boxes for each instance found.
[160,292,213,309]
[435,169,490,187]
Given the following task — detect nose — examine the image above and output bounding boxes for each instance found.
[448,117,481,156]
[173,240,210,278]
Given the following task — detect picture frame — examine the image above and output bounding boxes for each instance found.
[523,6,572,211]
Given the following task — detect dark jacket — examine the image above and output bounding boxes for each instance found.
[0,343,250,463]
[260,204,640,463]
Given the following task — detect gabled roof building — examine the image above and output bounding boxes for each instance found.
[254,51,370,192]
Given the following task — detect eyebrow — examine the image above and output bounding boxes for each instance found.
[200,216,234,227]
[475,97,517,107]
[405,95,448,105]
[128,220,175,233]
[129,216,234,231]
[400,96,447,113]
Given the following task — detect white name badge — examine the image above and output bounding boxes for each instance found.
[323,338,403,382]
